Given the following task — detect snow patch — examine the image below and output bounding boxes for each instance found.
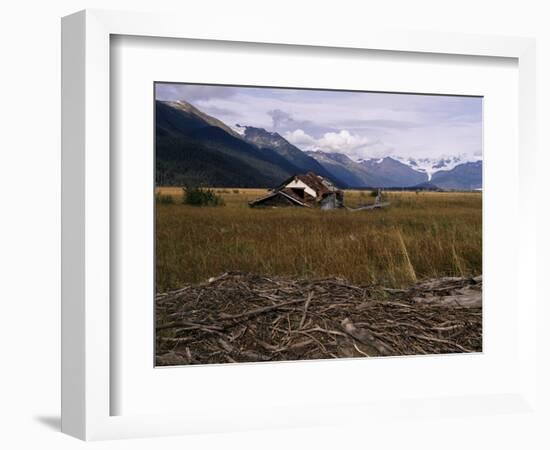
[392,154,481,180]
[231,124,247,136]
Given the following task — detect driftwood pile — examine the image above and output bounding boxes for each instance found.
[156,272,482,366]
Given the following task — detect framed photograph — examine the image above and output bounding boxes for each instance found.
[153,82,484,367]
[62,9,537,440]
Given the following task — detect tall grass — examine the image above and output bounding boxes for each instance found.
[155,188,482,292]
[155,192,174,204]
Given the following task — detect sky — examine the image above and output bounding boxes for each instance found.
[155,83,483,162]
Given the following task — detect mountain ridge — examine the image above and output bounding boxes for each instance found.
[155,99,481,190]
[307,150,481,190]
[238,125,346,186]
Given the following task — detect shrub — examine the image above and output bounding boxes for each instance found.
[232,189,240,194]
[155,193,174,204]
[182,186,225,207]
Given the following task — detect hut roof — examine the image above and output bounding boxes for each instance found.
[250,172,342,208]
[275,172,339,197]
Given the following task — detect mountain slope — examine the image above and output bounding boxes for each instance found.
[305,151,369,187]
[161,100,242,139]
[155,101,301,187]
[239,126,344,186]
[307,152,429,188]
[359,157,429,187]
[430,161,482,190]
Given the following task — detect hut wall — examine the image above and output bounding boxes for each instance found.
[320,192,343,210]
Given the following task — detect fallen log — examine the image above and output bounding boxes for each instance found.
[348,202,390,212]
[340,318,395,356]
[218,297,309,321]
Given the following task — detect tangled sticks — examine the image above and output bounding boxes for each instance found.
[155,273,482,366]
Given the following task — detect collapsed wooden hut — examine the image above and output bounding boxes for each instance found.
[249,172,344,210]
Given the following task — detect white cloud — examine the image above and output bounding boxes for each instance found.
[284,129,318,148]
[318,130,370,153]
[284,129,388,161]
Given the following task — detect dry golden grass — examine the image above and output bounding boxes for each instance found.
[155,187,482,292]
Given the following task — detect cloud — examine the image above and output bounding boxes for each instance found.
[155,83,239,102]
[267,109,341,138]
[337,119,421,129]
[200,105,236,117]
[284,129,318,147]
[268,109,293,128]
[318,130,370,153]
[267,109,325,134]
[284,129,389,160]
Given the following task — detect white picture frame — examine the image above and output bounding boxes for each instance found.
[61,9,538,441]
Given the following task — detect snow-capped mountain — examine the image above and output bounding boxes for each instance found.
[308,151,482,190]
[235,120,480,186]
[387,155,481,180]
[307,152,429,188]
[359,157,429,187]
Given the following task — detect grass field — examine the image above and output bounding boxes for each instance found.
[155,187,482,293]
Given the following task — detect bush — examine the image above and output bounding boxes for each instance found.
[155,193,174,204]
[182,186,225,207]
[232,189,240,194]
